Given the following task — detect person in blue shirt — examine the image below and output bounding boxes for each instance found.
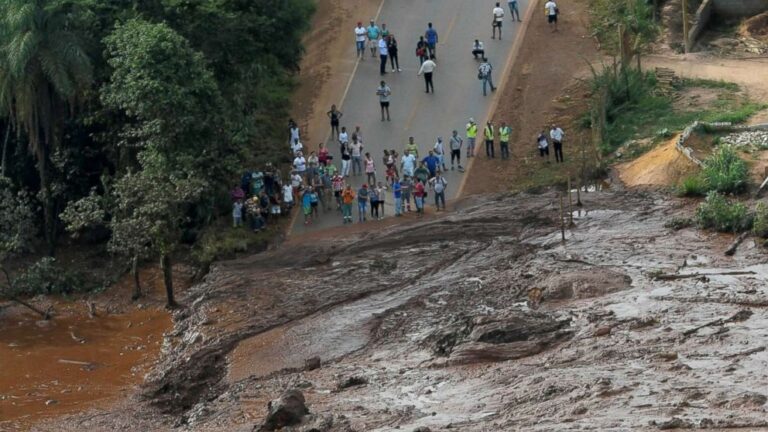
[301,188,313,225]
[421,150,440,178]
[357,184,370,222]
[424,22,438,58]
[367,20,381,57]
[392,178,403,216]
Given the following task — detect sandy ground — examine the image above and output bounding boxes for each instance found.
[617,136,698,188]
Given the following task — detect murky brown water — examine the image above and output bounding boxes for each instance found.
[0,308,170,428]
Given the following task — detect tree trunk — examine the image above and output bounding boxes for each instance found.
[37,146,56,256]
[1,123,10,177]
[160,254,176,308]
[131,255,142,300]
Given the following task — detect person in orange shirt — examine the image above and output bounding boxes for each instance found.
[341,185,356,224]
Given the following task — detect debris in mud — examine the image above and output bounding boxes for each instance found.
[304,356,321,371]
[428,310,572,365]
[336,376,368,390]
[257,389,309,431]
[368,258,397,275]
[540,269,632,300]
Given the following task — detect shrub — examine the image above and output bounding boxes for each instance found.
[753,202,768,238]
[702,145,749,194]
[12,258,84,296]
[695,192,752,233]
[677,175,708,197]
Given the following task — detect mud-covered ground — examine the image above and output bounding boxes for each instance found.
[34,189,768,431]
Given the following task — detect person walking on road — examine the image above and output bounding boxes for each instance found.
[355,22,367,58]
[416,36,428,65]
[388,35,401,72]
[550,124,565,163]
[378,37,389,75]
[364,152,376,185]
[418,55,437,93]
[377,80,392,121]
[545,0,559,31]
[430,171,447,211]
[537,130,550,162]
[466,118,478,158]
[508,0,521,21]
[499,121,511,160]
[424,23,439,58]
[367,20,381,57]
[484,121,495,158]
[449,130,464,171]
[478,58,496,96]
[357,184,370,222]
[433,136,447,172]
[492,2,505,39]
[327,105,342,140]
[341,185,355,223]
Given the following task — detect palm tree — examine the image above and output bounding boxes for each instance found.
[0,0,93,254]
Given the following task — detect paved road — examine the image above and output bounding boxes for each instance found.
[292,0,529,233]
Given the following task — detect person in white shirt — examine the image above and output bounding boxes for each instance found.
[293,152,307,178]
[492,2,505,39]
[429,172,448,211]
[550,124,565,163]
[378,38,389,75]
[354,22,367,58]
[291,138,303,155]
[401,150,416,177]
[376,80,391,121]
[472,39,485,59]
[545,1,558,31]
[433,136,447,172]
[282,183,294,210]
[288,119,300,145]
[417,55,437,93]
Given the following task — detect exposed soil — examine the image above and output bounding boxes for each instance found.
[617,136,699,188]
[740,12,768,40]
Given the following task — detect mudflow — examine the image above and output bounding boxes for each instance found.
[57,189,768,431]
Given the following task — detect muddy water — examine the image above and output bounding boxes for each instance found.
[0,308,170,427]
[228,281,429,382]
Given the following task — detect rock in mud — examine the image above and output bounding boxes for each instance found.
[257,389,309,431]
[336,376,368,390]
[304,356,321,371]
[541,269,631,300]
[593,326,612,337]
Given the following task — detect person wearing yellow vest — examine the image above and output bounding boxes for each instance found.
[466,118,478,158]
[484,120,495,158]
[499,121,511,160]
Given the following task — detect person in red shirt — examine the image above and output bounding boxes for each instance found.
[318,142,330,166]
[413,179,426,217]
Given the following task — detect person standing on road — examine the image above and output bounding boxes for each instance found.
[369,184,380,220]
[393,177,403,216]
[478,58,496,96]
[405,136,419,161]
[341,142,352,177]
[332,172,345,209]
[422,150,440,179]
[353,125,364,145]
[367,20,381,57]
[417,55,437,93]
[327,104,342,138]
[338,126,349,148]
[433,136,447,172]
[537,130,550,162]
[351,136,364,176]
[430,171,447,211]
[545,0,559,32]
[378,37,389,75]
[293,151,308,178]
[484,121,495,158]
[355,22,367,58]
[377,181,387,218]
[377,80,391,121]
[492,2,505,40]
[472,39,485,59]
[499,121,511,160]
[414,178,426,217]
[466,118,478,158]
[508,0,521,21]
[449,130,464,170]
[341,185,355,223]
[381,23,390,38]
[424,22,439,58]
[357,184,370,222]
[401,175,413,212]
[364,152,376,185]
[318,142,330,167]
[289,119,300,146]
[388,35,401,72]
[401,149,417,178]
[416,36,428,65]
[550,124,565,163]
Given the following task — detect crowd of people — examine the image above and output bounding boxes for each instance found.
[231,1,565,230]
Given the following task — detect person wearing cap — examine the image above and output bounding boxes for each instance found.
[357,183,370,222]
[355,22,367,58]
[499,121,511,160]
[367,20,381,57]
[466,118,478,158]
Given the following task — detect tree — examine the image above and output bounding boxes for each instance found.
[0,0,93,255]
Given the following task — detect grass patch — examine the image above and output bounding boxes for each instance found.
[695,191,752,233]
[192,216,286,267]
[677,175,709,197]
[701,144,749,194]
[753,203,768,238]
[678,78,740,92]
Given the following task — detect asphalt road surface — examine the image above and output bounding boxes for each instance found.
[292,0,529,234]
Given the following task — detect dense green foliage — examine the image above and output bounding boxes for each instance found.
[753,203,768,238]
[1,0,315,299]
[588,0,657,54]
[677,145,749,197]
[695,192,752,233]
